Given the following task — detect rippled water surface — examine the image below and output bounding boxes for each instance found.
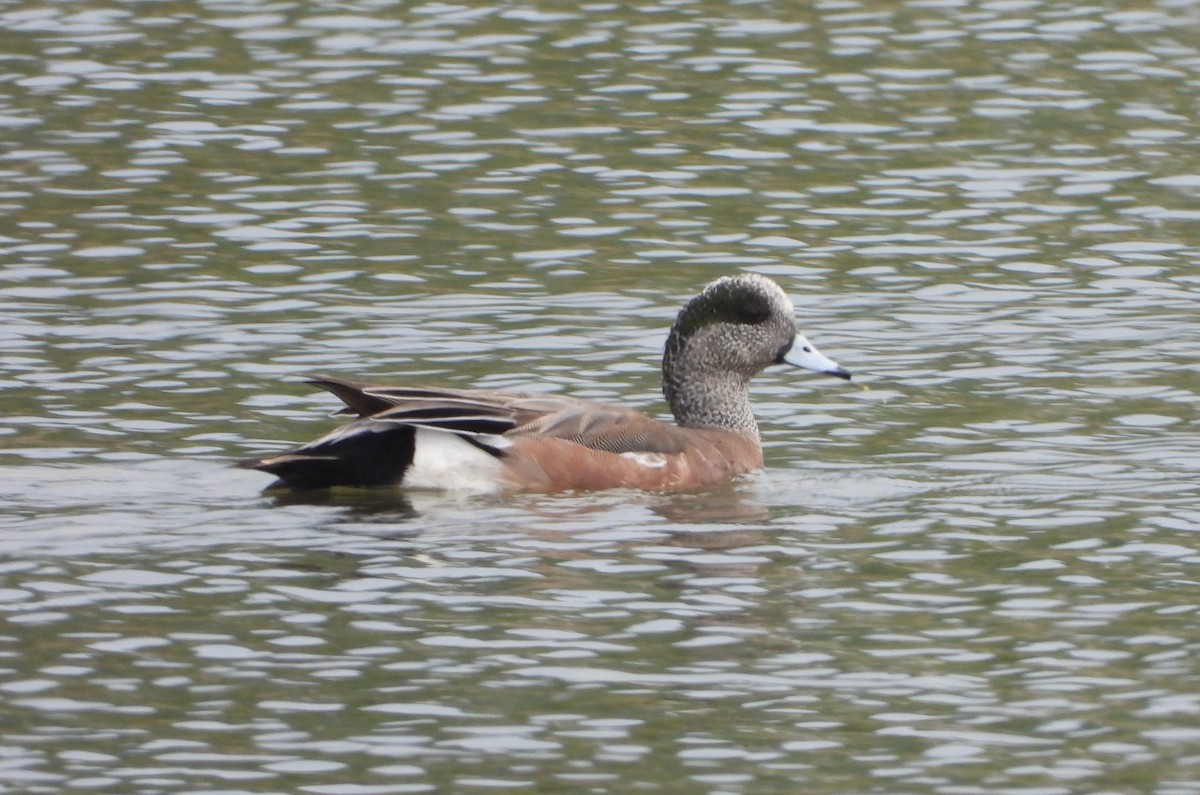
[3,1,1199,793]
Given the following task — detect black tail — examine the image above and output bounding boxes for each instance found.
[239,421,417,491]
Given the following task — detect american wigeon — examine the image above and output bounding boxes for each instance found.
[241,273,850,493]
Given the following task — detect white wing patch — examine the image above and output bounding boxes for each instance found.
[620,451,668,469]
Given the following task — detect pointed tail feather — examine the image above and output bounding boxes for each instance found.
[299,373,397,417]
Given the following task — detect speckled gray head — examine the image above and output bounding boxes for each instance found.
[664,273,849,380]
[662,273,850,432]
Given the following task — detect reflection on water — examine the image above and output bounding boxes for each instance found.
[2,0,1200,793]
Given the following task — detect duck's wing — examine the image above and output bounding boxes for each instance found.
[300,372,582,435]
[350,379,689,456]
[510,402,690,455]
[240,374,709,492]
[302,373,542,420]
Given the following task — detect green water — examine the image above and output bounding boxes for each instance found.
[2,1,1198,793]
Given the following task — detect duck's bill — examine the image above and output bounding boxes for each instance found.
[784,336,852,380]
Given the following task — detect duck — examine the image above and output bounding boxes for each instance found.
[239,273,850,493]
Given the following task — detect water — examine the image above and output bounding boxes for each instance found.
[2,1,1200,793]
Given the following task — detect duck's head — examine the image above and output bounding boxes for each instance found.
[664,273,850,383]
